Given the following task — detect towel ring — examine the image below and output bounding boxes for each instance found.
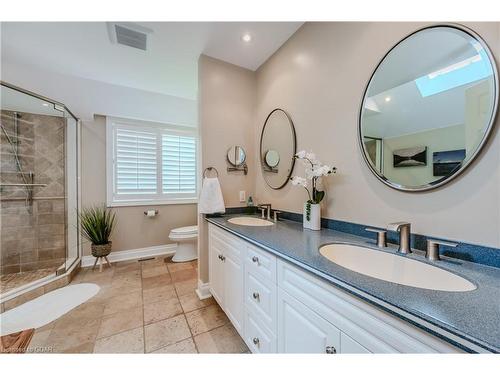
[203,167,219,178]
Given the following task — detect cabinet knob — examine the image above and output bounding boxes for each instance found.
[252,292,260,301]
[252,256,259,264]
[325,346,336,354]
[252,337,260,346]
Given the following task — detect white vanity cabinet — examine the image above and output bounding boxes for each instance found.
[208,225,245,335]
[207,223,462,354]
[278,288,341,353]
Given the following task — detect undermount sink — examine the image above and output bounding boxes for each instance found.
[227,217,274,227]
[319,243,476,292]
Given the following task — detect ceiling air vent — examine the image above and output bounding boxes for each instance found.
[107,22,153,51]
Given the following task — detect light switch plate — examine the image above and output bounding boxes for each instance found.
[239,191,246,202]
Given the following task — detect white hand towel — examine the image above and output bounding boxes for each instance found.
[199,177,226,214]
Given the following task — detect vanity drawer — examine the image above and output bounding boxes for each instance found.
[244,310,277,353]
[245,269,277,332]
[245,243,277,282]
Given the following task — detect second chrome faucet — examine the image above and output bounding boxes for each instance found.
[387,222,412,254]
[366,222,459,261]
[366,221,412,254]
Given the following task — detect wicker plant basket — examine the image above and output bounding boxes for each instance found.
[91,242,112,257]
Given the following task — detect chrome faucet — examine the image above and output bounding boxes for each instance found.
[387,222,412,254]
[258,203,272,220]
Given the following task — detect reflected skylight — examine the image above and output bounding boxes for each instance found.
[415,44,493,97]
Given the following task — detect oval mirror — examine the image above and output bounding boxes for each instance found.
[260,108,296,189]
[226,145,246,167]
[359,25,498,191]
[265,150,280,168]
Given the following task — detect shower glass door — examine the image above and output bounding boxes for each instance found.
[0,83,80,296]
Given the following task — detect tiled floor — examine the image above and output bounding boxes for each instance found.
[26,256,249,353]
[0,268,57,293]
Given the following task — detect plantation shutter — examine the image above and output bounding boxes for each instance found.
[162,134,197,195]
[108,116,198,205]
[115,128,157,195]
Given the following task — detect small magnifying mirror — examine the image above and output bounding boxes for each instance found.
[227,146,246,167]
[265,150,280,168]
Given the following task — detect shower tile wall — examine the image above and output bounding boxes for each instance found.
[0,110,66,277]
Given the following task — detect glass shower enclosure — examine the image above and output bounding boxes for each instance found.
[0,82,80,297]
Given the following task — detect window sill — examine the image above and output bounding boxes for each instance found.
[107,199,198,208]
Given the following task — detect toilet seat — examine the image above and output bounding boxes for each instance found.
[171,225,198,235]
[169,225,198,240]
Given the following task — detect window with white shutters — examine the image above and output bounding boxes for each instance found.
[106,117,198,206]
[115,128,157,195]
[162,135,197,196]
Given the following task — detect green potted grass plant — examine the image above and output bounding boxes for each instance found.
[79,205,116,270]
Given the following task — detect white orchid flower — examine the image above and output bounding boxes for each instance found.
[308,165,323,177]
[290,150,336,204]
[305,153,319,165]
[295,150,307,159]
[290,176,307,187]
[305,165,329,179]
[320,165,332,176]
[305,152,315,160]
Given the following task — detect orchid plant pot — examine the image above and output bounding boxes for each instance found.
[290,150,336,232]
[303,202,321,231]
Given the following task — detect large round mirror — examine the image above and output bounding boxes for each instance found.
[359,25,498,191]
[260,108,296,189]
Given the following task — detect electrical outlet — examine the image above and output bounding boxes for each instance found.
[239,191,246,202]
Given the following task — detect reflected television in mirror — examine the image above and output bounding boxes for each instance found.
[433,149,466,176]
[393,146,427,168]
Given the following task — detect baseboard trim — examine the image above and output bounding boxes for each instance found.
[196,280,212,300]
[81,244,177,267]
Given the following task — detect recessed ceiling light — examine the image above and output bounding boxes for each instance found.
[42,103,50,107]
[241,33,252,43]
[385,96,391,102]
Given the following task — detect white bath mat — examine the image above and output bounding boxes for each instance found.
[0,283,100,336]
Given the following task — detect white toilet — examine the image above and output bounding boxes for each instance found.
[169,225,198,262]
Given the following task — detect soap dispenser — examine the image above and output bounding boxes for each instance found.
[246,196,255,214]
[247,196,254,207]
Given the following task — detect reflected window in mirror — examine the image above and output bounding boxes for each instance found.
[363,137,383,174]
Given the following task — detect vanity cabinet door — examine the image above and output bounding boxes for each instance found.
[224,250,245,335]
[209,236,225,306]
[277,288,340,354]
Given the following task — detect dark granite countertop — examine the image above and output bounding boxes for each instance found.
[206,214,500,353]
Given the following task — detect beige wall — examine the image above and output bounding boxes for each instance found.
[254,22,500,248]
[198,55,256,282]
[82,115,198,256]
